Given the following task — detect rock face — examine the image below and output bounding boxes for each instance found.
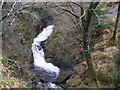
[31,25,60,84]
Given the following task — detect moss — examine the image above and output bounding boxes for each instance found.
[19,85,28,88]
[116,71,120,85]
[68,79,81,87]
[6,80,14,85]
[0,80,15,86]
[96,62,116,87]
[92,54,109,60]
[94,44,105,51]
[0,54,30,88]
[85,78,93,84]
[113,51,120,86]
[77,78,98,88]
[106,39,116,47]
[113,51,120,66]
[97,71,115,86]
[76,58,86,64]
[0,55,2,63]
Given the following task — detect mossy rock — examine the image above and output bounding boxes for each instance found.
[67,79,82,87]
[56,69,73,84]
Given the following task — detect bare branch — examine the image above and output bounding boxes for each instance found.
[65,12,79,31]
[9,18,16,26]
[52,3,79,18]
[92,2,100,9]
[8,2,17,16]
[0,0,4,9]
[20,10,40,22]
[67,2,81,30]
[91,9,101,26]
[71,2,85,24]
[112,1,120,40]
[62,10,86,42]
[84,2,99,28]
[8,2,40,25]
[71,2,83,11]
[67,2,75,13]
[1,2,17,23]
[0,2,30,23]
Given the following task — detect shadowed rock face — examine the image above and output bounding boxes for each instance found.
[34,12,54,37]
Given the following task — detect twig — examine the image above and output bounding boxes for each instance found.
[8,2,17,16]
[20,10,40,22]
[71,2,83,11]
[65,12,79,30]
[9,3,39,25]
[0,0,4,9]
[67,2,81,30]
[8,2,19,25]
[91,9,101,26]
[0,2,30,23]
[67,2,75,13]
[52,3,79,18]
[0,2,17,23]
[10,18,16,25]
[61,10,86,43]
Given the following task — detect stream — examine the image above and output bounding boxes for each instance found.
[31,25,62,89]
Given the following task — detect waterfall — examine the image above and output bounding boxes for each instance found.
[31,25,61,89]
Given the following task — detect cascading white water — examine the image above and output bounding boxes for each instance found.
[31,25,61,88]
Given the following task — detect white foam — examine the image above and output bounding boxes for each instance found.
[31,25,60,79]
[33,25,54,43]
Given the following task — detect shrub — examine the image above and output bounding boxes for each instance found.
[113,51,120,86]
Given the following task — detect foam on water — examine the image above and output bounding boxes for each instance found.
[31,25,60,85]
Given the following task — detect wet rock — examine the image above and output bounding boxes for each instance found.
[36,82,63,90]
[56,67,73,84]
[33,66,58,83]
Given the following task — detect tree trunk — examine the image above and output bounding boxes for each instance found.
[115,2,120,87]
[116,2,120,50]
[111,2,120,41]
[82,2,99,87]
